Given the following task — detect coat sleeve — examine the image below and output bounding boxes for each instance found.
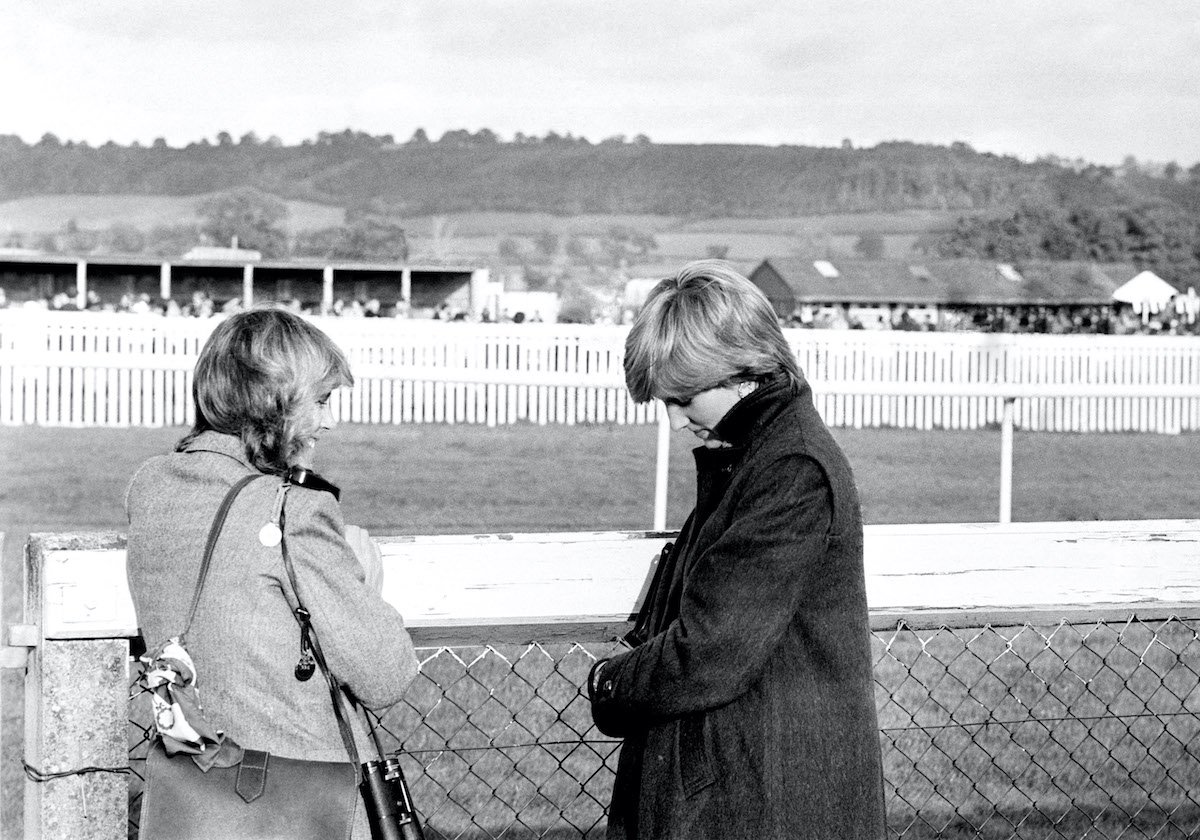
[590,454,832,736]
[280,488,420,710]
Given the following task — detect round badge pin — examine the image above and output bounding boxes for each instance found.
[258,522,282,547]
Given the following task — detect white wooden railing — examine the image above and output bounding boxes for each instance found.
[4,311,1200,432]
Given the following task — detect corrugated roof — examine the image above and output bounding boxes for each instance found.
[753,257,1143,306]
[0,251,480,274]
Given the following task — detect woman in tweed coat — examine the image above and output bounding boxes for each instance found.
[589,261,886,840]
[126,307,419,840]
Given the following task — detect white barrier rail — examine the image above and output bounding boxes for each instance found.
[4,312,1200,432]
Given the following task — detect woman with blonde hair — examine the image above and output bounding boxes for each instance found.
[126,306,419,839]
[590,261,886,839]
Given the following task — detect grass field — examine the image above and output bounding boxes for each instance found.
[0,193,346,235]
[4,422,1200,837]
[0,197,958,238]
[0,197,953,267]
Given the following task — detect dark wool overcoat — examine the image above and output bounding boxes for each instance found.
[590,376,886,840]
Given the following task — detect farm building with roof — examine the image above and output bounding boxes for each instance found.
[748,257,1148,329]
[0,251,489,317]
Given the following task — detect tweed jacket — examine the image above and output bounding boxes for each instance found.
[125,432,419,836]
[590,376,886,840]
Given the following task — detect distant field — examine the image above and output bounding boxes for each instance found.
[0,198,691,238]
[0,193,345,234]
[0,196,957,258]
[397,212,687,236]
[676,209,964,235]
[399,210,964,238]
[0,195,955,268]
[653,231,923,261]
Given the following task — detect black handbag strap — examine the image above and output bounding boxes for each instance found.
[623,540,673,647]
[182,473,261,638]
[277,492,373,774]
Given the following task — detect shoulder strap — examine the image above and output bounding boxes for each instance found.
[182,473,261,637]
[277,496,368,773]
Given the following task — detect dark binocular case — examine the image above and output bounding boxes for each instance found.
[361,757,426,840]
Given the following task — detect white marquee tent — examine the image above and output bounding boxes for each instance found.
[1111,270,1178,314]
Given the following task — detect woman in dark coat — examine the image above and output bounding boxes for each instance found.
[589,261,886,840]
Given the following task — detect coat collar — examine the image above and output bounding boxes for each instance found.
[181,430,256,471]
[709,373,802,449]
[691,373,804,491]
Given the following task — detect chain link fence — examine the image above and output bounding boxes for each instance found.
[127,616,1200,839]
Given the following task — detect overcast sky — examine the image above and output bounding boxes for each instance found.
[5,0,1198,166]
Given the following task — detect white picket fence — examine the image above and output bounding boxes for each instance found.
[2,310,1200,432]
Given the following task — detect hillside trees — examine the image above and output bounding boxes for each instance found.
[854,232,886,259]
[196,188,288,256]
[533,231,560,259]
[293,205,409,261]
[100,223,146,253]
[936,201,1200,285]
[5,131,1190,217]
[144,223,202,257]
[599,226,658,267]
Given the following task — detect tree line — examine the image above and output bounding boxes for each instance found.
[7,130,1197,216]
[2,130,1198,284]
[936,199,1200,286]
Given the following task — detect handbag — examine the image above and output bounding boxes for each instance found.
[137,471,423,840]
[140,743,358,840]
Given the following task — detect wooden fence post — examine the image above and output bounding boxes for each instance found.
[1000,397,1015,523]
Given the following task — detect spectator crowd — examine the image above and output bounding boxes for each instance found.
[2,286,1196,335]
[0,288,548,325]
[787,302,1200,337]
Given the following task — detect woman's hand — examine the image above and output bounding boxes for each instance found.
[344,524,384,593]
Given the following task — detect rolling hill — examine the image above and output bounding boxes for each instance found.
[1,133,1196,281]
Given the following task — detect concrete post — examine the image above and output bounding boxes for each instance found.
[0,531,19,837]
[24,638,129,840]
[23,534,130,840]
[323,266,334,313]
[159,263,171,301]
